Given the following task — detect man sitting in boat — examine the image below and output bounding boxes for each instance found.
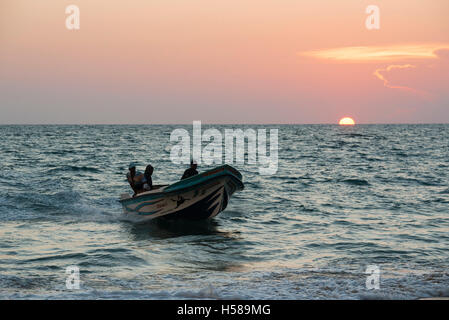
[143,165,153,191]
[181,160,198,180]
[127,162,145,196]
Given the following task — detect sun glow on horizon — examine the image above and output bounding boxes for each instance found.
[339,117,355,126]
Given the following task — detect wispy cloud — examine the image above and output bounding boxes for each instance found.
[301,44,449,62]
[373,64,416,89]
[300,44,449,99]
[373,64,432,99]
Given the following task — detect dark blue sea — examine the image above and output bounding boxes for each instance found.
[0,124,448,299]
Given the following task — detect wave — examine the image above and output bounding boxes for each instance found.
[337,133,370,138]
[392,177,443,187]
[341,179,370,186]
[46,166,101,174]
[3,268,448,300]
[0,190,118,222]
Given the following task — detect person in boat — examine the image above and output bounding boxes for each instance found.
[143,164,153,191]
[127,162,145,196]
[181,160,198,180]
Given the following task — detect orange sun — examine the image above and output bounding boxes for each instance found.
[339,117,355,126]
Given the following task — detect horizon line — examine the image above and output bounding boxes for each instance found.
[1,122,449,126]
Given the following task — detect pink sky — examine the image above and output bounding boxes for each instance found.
[1,0,449,124]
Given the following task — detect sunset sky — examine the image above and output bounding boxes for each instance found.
[1,0,449,124]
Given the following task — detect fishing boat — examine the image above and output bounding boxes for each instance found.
[119,165,244,221]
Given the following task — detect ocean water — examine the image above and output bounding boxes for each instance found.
[0,124,448,300]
